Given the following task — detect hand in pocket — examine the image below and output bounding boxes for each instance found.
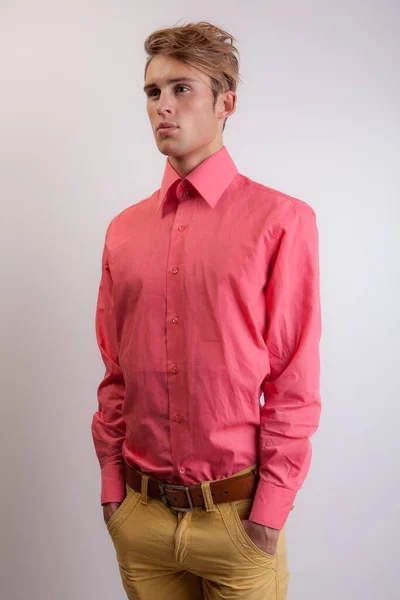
[103,500,123,525]
[241,519,279,555]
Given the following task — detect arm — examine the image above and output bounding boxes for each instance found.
[91,233,126,505]
[249,201,322,530]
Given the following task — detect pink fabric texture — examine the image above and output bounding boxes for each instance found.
[92,146,322,529]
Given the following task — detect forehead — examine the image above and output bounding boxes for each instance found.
[144,55,209,87]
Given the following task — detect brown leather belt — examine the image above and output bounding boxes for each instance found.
[124,462,260,512]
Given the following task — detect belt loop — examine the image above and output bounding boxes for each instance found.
[201,481,216,512]
[140,474,150,505]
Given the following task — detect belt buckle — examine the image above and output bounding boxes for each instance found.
[158,482,194,512]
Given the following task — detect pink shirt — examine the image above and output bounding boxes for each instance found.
[92,145,322,529]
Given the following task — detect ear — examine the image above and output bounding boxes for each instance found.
[218,91,237,121]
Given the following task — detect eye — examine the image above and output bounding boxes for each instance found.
[148,85,190,99]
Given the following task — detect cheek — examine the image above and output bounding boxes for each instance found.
[193,112,215,134]
[185,101,213,126]
[147,104,157,121]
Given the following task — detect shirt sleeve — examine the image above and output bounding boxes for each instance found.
[249,201,322,530]
[91,232,126,505]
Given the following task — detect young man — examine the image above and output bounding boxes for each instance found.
[92,21,322,600]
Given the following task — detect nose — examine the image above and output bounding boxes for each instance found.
[156,90,174,117]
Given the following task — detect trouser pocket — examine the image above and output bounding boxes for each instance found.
[232,498,278,560]
[218,496,278,566]
[106,483,141,538]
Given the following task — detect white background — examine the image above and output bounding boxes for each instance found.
[1,1,399,599]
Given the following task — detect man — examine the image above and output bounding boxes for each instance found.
[92,21,322,600]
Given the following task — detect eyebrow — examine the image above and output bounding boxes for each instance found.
[143,77,199,93]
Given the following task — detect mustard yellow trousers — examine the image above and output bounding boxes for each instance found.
[105,464,290,599]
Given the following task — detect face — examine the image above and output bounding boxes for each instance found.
[144,55,236,172]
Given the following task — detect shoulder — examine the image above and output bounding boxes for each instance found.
[237,173,316,220]
[104,192,157,242]
[234,174,317,242]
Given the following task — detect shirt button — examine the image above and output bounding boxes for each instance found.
[174,413,181,422]
[179,467,185,473]
[172,317,178,324]
[183,191,189,196]
[171,365,178,373]
[182,181,187,187]
[178,225,185,232]
[172,267,179,274]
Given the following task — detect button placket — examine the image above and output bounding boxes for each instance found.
[177,180,191,203]
[164,197,197,475]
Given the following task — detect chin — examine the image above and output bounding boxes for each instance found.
[156,143,183,158]
[157,146,174,157]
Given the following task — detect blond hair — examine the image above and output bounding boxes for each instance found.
[144,21,242,131]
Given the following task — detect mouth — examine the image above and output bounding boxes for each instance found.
[157,126,179,134]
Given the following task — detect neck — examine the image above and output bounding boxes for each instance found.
[168,139,223,178]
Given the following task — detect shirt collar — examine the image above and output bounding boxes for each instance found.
[156,145,238,214]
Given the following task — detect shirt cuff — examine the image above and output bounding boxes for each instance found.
[100,461,126,505]
[249,480,296,529]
